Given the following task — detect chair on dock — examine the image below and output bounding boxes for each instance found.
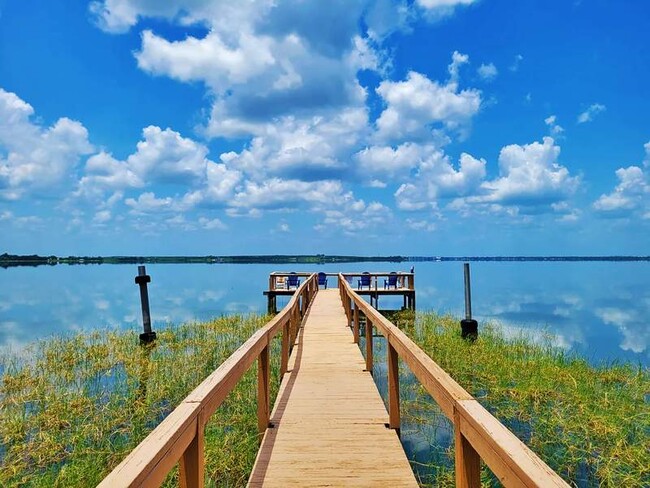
[318,272,328,289]
[287,272,300,289]
[275,276,287,290]
[384,272,398,289]
[358,272,371,290]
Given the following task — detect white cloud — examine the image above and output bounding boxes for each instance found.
[509,54,523,72]
[198,216,227,230]
[77,126,241,211]
[544,115,564,136]
[0,89,93,200]
[375,68,481,142]
[593,165,649,216]
[478,137,578,207]
[221,108,368,180]
[448,50,469,84]
[355,142,425,179]
[416,0,478,21]
[477,62,498,82]
[577,103,606,124]
[405,218,436,231]
[394,149,486,210]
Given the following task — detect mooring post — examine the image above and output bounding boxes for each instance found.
[135,265,156,345]
[460,263,478,340]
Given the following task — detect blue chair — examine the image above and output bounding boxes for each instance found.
[318,272,328,289]
[357,272,371,290]
[384,272,398,289]
[287,273,300,289]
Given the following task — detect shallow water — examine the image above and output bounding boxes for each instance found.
[1,261,648,366]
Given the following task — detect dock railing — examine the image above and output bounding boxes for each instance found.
[98,274,318,488]
[338,274,569,488]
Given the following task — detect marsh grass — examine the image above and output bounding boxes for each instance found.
[395,310,650,487]
[0,314,279,487]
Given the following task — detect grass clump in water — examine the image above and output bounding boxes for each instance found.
[0,314,279,487]
[397,311,650,487]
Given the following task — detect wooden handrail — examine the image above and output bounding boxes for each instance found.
[98,274,319,488]
[337,274,568,488]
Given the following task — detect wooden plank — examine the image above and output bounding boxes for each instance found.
[248,289,417,487]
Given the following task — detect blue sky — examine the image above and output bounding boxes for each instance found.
[1,0,649,256]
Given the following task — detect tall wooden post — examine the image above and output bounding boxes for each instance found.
[388,341,400,432]
[257,344,270,435]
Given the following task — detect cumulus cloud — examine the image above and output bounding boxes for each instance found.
[375,67,481,142]
[577,103,606,124]
[355,142,425,180]
[477,62,498,81]
[221,108,368,180]
[394,148,486,210]
[0,89,94,200]
[593,145,650,218]
[478,137,578,207]
[77,126,241,209]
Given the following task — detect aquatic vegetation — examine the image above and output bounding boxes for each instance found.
[0,315,278,487]
[1,310,648,487]
[398,311,650,487]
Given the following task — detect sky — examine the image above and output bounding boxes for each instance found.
[1,0,649,256]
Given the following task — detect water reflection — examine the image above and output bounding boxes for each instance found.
[0,262,648,366]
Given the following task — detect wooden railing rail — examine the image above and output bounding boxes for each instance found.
[99,274,319,488]
[337,275,568,488]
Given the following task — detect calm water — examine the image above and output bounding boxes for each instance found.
[0,261,648,366]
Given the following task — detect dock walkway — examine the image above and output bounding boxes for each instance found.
[248,289,417,487]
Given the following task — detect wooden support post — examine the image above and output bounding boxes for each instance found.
[179,411,205,488]
[353,302,359,343]
[365,318,373,374]
[388,341,400,432]
[257,344,270,435]
[454,410,481,488]
[269,274,274,292]
[281,321,289,375]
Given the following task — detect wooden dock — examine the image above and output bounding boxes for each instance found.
[99,272,569,488]
[249,289,417,486]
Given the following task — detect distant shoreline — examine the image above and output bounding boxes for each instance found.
[1,253,649,268]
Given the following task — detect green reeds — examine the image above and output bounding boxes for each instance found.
[0,315,278,487]
[399,311,650,487]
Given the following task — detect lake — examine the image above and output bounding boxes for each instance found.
[1,261,648,366]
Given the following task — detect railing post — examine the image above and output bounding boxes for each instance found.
[365,318,373,374]
[454,410,481,488]
[388,340,400,433]
[353,302,359,343]
[179,410,205,488]
[281,320,290,375]
[257,342,270,435]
